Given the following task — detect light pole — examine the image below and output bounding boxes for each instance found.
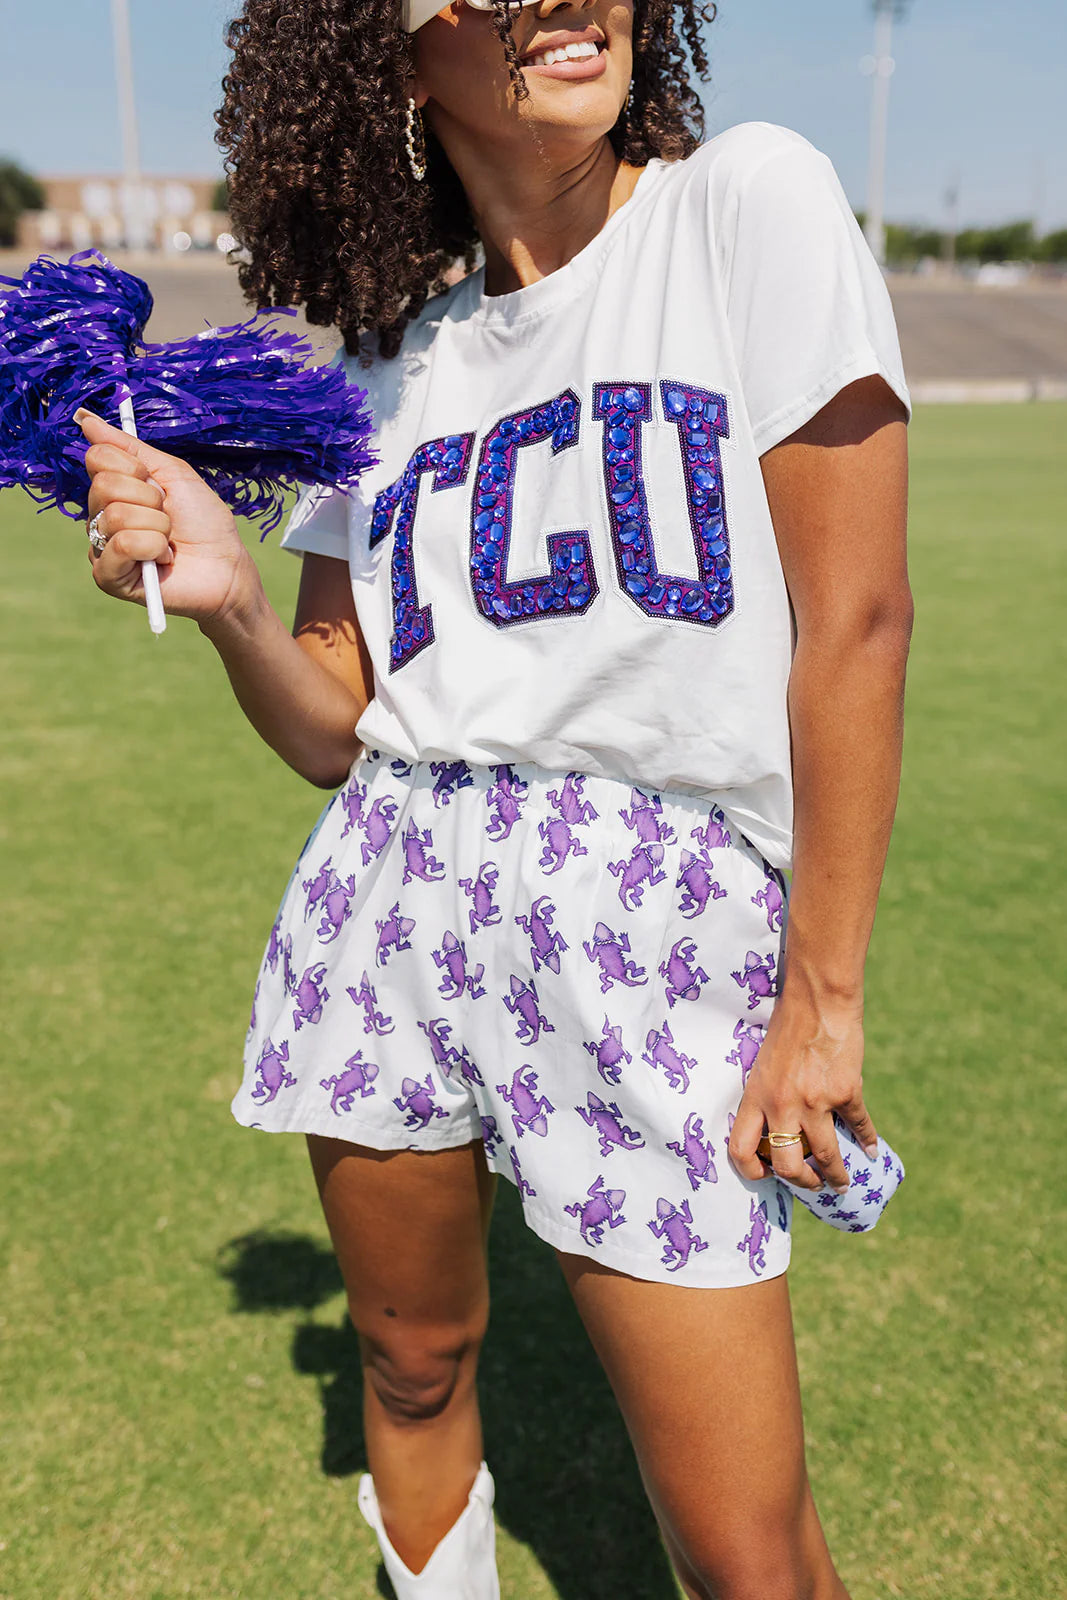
[110,0,148,249]
[862,0,909,266]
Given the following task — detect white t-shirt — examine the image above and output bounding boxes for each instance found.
[280,122,910,870]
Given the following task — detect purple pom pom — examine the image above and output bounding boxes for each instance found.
[0,249,377,533]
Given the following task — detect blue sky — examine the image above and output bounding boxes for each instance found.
[0,0,1063,229]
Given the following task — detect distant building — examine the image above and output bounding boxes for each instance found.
[16,175,231,255]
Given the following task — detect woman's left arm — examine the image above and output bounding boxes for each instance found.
[728,374,913,1195]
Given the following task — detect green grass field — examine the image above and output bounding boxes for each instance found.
[1,404,1064,1600]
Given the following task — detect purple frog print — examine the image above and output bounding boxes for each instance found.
[564,1177,627,1247]
[583,922,647,994]
[726,1020,767,1086]
[252,1038,296,1105]
[648,1197,708,1273]
[575,1092,645,1157]
[346,972,394,1036]
[292,963,330,1031]
[666,1113,719,1191]
[607,842,667,910]
[731,951,777,1010]
[514,896,568,975]
[320,1051,380,1113]
[393,1074,448,1132]
[583,1017,632,1086]
[459,863,502,935]
[485,765,528,843]
[502,975,554,1045]
[738,1196,771,1275]
[676,850,728,920]
[401,820,446,885]
[643,1019,697,1093]
[375,902,416,967]
[659,937,710,1007]
[496,1065,555,1140]
[432,931,486,1001]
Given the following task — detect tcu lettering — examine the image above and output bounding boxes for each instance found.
[370,380,733,674]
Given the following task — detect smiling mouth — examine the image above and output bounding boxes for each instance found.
[522,38,604,69]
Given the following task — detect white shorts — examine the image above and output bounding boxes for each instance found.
[232,751,793,1288]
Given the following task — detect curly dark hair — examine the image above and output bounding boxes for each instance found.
[214,1,717,361]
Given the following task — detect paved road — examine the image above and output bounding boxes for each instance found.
[4,249,1067,384]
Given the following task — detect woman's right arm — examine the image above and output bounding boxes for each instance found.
[77,409,371,789]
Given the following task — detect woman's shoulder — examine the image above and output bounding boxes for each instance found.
[668,121,835,202]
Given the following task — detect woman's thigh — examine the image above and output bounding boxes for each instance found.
[307,1135,497,1380]
[556,1253,841,1600]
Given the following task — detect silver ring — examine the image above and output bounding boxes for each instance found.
[87,513,108,554]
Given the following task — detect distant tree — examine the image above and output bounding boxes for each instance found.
[212,177,230,213]
[884,222,944,265]
[956,221,1036,263]
[0,158,45,248]
[1038,229,1067,264]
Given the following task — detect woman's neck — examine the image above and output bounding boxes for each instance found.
[432,126,644,296]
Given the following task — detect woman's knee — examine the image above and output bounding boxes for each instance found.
[357,1309,489,1427]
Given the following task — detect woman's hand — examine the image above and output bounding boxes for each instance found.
[727,993,879,1194]
[77,407,258,628]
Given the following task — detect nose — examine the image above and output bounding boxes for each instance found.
[535,0,597,16]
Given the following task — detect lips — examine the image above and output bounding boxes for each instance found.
[519,29,606,67]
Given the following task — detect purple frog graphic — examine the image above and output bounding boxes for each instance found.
[485,765,528,842]
[583,922,647,994]
[280,934,297,998]
[676,849,729,920]
[375,902,416,967]
[583,1016,633,1086]
[339,779,367,840]
[480,1115,504,1158]
[726,1019,767,1086]
[393,1074,448,1132]
[430,760,474,808]
[545,773,598,827]
[417,1017,460,1071]
[292,963,330,1031]
[252,1038,296,1105]
[659,937,710,1007]
[619,787,676,846]
[432,931,486,1001]
[496,1065,555,1139]
[448,1046,484,1089]
[643,1020,697,1093]
[752,875,785,933]
[690,808,732,854]
[502,974,554,1044]
[731,951,777,1010]
[301,856,336,922]
[738,1196,771,1275]
[265,917,285,974]
[401,819,446,884]
[666,1113,719,1191]
[607,842,667,910]
[320,1050,380,1113]
[648,1197,708,1273]
[538,815,588,875]
[564,1177,627,1247]
[357,795,399,866]
[509,1145,537,1198]
[514,896,569,975]
[346,971,395,1036]
[459,862,502,935]
[575,1091,645,1157]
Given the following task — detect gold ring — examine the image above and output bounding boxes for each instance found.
[767,1131,804,1147]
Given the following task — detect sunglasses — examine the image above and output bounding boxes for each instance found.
[403,1,542,32]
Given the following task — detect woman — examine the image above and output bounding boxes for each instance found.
[76,2,912,1595]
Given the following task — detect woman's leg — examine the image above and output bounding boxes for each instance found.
[308,1134,497,1575]
[556,1254,848,1600]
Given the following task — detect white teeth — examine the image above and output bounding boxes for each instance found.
[527,40,600,68]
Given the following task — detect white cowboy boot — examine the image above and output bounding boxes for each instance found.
[357,1461,500,1600]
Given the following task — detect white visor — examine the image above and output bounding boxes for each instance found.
[403,1,541,33]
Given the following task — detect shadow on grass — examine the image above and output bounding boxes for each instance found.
[219,1183,679,1599]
